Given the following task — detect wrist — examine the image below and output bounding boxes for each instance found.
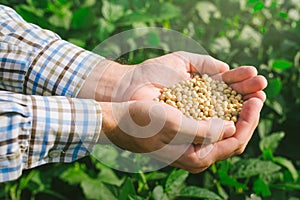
[78,60,133,101]
[97,101,119,145]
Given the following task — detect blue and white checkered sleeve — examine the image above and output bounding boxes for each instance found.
[0,91,102,182]
[0,5,104,97]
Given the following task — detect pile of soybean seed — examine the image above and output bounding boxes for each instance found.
[153,74,243,122]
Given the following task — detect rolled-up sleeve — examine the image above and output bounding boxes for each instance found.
[0,91,102,182]
[0,5,104,97]
[0,5,104,182]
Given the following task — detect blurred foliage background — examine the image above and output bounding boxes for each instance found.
[1,0,300,199]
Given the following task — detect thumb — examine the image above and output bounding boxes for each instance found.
[193,118,236,144]
[175,117,236,145]
[196,118,236,144]
[173,51,230,75]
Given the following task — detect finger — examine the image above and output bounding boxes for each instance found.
[235,97,264,143]
[243,91,266,102]
[229,75,268,95]
[193,118,236,144]
[166,97,265,172]
[194,97,264,163]
[114,65,185,101]
[169,115,236,145]
[169,144,211,172]
[141,53,191,79]
[131,85,162,100]
[170,142,226,173]
[173,51,230,75]
[221,66,258,83]
[207,97,264,160]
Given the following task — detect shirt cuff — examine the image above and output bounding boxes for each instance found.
[24,95,102,169]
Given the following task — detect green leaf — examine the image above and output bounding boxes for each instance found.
[265,78,282,99]
[136,172,149,193]
[294,51,300,68]
[95,18,116,41]
[218,171,248,190]
[262,148,274,160]
[19,170,36,190]
[83,0,96,7]
[165,169,189,196]
[147,32,160,47]
[128,195,145,200]
[152,185,169,200]
[259,131,285,152]
[60,163,89,185]
[288,197,300,200]
[117,2,179,26]
[258,118,273,138]
[48,12,72,29]
[268,99,284,115]
[253,2,264,11]
[279,12,288,18]
[15,4,47,27]
[72,7,95,29]
[148,2,180,21]
[47,1,72,29]
[260,171,284,184]
[273,157,299,182]
[196,1,220,23]
[231,159,281,178]
[97,164,124,186]
[180,186,222,200]
[68,38,86,48]
[28,171,45,191]
[102,0,124,22]
[271,183,300,190]
[81,179,117,200]
[253,177,271,197]
[215,183,228,200]
[272,59,293,70]
[91,144,119,167]
[119,178,136,200]
[145,171,167,181]
[116,13,153,26]
[240,25,262,47]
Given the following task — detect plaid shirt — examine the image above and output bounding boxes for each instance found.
[0,5,103,182]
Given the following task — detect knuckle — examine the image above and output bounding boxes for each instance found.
[186,154,200,166]
[188,167,208,174]
[235,145,246,155]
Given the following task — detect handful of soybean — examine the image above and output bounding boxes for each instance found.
[154,74,243,122]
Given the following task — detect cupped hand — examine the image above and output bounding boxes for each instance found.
[78,51,230,101]
[168,66,268,173]
[98,100,236,164]
[82,51,268,173]
[111,51,230,101]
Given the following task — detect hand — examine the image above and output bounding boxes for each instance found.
[98,65,267,172]
[77,51,230,101]
[81,51,267,173]
[170,66,267,173]
[111,51,231,101]
[98,99,236,166]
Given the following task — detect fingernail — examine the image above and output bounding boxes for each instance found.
[223,121,236,139]
[207,118,234,142]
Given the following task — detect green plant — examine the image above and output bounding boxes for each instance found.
[1,0,300,199]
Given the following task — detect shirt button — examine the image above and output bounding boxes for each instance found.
[48,150,62,158]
